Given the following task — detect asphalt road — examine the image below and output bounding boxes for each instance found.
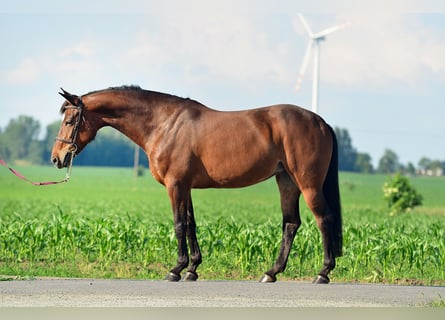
[0,278,444,307]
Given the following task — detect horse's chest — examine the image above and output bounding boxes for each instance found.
[148,146,194,186]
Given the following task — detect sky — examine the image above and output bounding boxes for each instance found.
[1,0,444,167]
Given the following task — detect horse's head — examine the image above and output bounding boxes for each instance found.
[51,88,97,168]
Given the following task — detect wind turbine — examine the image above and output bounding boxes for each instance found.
[295,14,348,114]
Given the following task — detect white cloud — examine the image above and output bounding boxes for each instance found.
[420,36,445,76]
[2,57,41,85]
[2,8,444,96]
[58,42,94,59]
[118,9,445,95]
[310,14,445,91]
[116,5,294,89]
[1,41,104,90]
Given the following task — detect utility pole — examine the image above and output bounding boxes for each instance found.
[133,145,140,178]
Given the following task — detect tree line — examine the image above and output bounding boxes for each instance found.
[0,115,443,175]
[0,115,148,168]
[335,127,444,175]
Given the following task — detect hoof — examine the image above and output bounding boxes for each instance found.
[183,271,198,281]
[259,274,276,283]
[165,272,181,282]
[313,275,330,284]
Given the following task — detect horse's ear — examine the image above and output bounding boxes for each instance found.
[59,88,81,106]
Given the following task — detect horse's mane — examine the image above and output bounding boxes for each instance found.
[83,85,203,107]
[83,85,143,97]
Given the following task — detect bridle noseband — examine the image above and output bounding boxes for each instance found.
[55,102,84,154]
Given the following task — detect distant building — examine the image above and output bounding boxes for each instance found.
[416,168,444,176]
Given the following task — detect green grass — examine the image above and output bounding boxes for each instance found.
[0,166,444,284]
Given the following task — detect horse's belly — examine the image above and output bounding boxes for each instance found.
[193,154,279,188]
[192,113,282,188]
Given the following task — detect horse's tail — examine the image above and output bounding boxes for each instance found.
[323,125,343,257]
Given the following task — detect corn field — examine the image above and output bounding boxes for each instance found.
[0,207,443,283]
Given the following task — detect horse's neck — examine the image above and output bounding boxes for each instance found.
[85,91,185,150]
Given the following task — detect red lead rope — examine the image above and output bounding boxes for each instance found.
[0,158,72,186]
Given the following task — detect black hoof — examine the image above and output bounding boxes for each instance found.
[259,273,276,283]
[183,271,198,281]
[165,272,181,282]
[313,275,330,284]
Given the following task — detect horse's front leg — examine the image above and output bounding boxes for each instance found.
[165,183,190,282]
[183,196,202,281]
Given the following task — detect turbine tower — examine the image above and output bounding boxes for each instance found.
[295,14,348,114]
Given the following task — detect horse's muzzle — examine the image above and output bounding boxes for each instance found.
[51,155,63,169]
[51,152,72,169]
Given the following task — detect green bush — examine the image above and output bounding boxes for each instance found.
[382,174,423,214]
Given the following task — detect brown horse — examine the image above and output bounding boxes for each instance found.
[51,86,342,284]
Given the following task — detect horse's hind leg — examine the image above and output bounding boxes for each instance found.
[302,188,337,284]
[183,196,202,281]
[260,170,301,283]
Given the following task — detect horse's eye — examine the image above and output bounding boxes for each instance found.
[65,118,74,126]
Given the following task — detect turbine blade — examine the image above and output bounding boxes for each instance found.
[313,21,350,39]
[296,40,313,91]
[297,13,313,37]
